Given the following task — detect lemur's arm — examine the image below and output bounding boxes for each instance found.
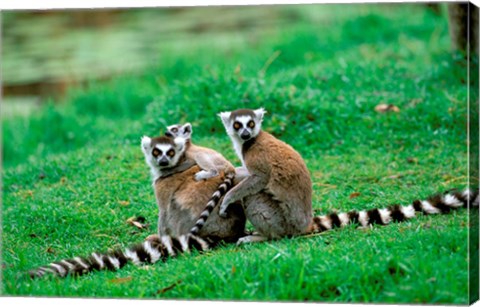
[158,158,196,179]
[219,172,268,217]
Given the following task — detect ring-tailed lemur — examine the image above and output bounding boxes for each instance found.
[141,134,244,239]
[166,122,235,182]
[27,135,245,279]
[218,108,312,243]
[218,108,479,244]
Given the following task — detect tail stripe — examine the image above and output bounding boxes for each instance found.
[102,255,120,270]
[413,200,422,211]
[399,204,416,219]
[338,213,350,226]
[107,256,121,270]
[347,211,359,224]
[366,208,384,225]
[125,248,141,265]
[143,241,162,263]
[426,195,452,213]
[60,260,75,270]
[171,237,185,254]
[112,250,128,267]
[74,257,89,270]
[90,252,105,269]
[200,210,210,219]
[42,267,57,275]
[358,211,369,227]
[179,235,190,252]
[319,216,332,230]
[389,205,407,222]
[160,236,176,257]
[378,208,392,224]
[328,213,342,229]
[188,234,210,251]
[443,194,462,207]
[135,244,152,263]
[420,200,441,214]
[50,263,67,277]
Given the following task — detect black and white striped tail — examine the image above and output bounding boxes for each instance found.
[28,233,210,279]
[312,188,479,233]
[189,172,236,235]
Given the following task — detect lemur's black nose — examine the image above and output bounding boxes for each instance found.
[158,157,169,166]
[240,130,251,140]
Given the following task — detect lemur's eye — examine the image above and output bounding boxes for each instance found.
[167,149,175,157]
[171,127,178,133]
[152,149,161,157]
[247,120,255,129]
[233,122,242,130]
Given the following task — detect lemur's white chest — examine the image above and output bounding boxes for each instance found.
[230,135,245,167]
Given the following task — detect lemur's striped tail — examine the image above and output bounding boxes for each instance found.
[311,188,479,233]
[189,172,235,235]
[28,233,211,279]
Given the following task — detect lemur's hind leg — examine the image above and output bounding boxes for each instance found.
[239,192,307,241]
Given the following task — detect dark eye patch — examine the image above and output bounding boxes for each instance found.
[247,120,255,129]
[152,148,162,157]
[171,127,178,133]
[167,149,175,157]
[233,121,242,130]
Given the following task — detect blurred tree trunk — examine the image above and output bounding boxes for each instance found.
[447,2,479,54]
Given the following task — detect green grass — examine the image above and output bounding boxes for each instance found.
[2,3,477,303]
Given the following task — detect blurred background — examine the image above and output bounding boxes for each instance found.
[3,5,323,115]
[1,3,478,167]
[4,3,475,116]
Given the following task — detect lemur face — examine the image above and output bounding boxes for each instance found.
[165,123,192,139]
[219,108,266,142]
[141,135,186,169]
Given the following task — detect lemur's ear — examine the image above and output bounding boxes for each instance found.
[141,136,152,152]
[182,123,192,138]
[218,111,231,127]
[253,108,266,121]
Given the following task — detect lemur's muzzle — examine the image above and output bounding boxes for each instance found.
[158,157,169,167]
[240,130,251,140]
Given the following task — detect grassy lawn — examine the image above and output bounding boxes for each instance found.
[2,3,477,303]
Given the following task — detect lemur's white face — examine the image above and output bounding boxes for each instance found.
[219,108,265,142]
[165,123,192,140]
[141,136,186,171]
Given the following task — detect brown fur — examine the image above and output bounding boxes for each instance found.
[240,131,313,238]
[154,164,246,243]
[186,142,235,178]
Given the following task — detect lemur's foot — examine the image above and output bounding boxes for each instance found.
[236,235,268,245]
[194,170,217,181]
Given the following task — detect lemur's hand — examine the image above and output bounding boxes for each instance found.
[219,193,233,218]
